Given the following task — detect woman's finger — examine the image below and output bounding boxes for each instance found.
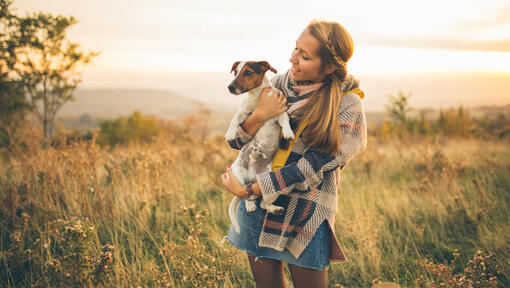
[262,87,273,97]
[226,167,234,181]
[221,173,228,184]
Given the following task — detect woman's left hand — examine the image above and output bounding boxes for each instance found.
[220,167,246,198]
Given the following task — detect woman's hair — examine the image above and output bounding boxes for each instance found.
[298,19,354,155]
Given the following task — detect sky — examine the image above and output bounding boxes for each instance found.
[11,0,510,111]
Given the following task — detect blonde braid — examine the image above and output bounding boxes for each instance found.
[324,39,347,84]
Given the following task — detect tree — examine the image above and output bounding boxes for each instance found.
[386,91,412,126]
[0,0,29,146]
[386,91,413,136]
[3,1,99,139]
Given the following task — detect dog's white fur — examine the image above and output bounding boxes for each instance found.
[226,61,294,234]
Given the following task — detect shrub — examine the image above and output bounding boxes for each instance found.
[97,111,162,147]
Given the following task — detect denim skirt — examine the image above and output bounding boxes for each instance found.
[225,197,330,270]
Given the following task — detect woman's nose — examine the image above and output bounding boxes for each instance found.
[289,53,297,64]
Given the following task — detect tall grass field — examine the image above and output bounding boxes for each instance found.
[1,127,509,287]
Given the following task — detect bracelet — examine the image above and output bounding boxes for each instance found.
[245,183,254,199]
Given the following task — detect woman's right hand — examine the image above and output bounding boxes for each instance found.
[253,87,287,122]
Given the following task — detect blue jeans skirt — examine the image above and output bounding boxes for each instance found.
[225,197,330,270]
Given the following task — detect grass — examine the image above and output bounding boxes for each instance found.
[0,127,508,287]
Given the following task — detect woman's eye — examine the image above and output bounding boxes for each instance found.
[302,56,309,60]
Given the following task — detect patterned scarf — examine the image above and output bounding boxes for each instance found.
[276,69,360,122]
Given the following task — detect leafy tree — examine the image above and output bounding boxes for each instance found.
[386,91,412,126]
[0,0,29,146]
[386,90,413,136]
[1,0,99,139]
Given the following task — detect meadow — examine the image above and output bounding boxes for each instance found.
[0,123,509,287]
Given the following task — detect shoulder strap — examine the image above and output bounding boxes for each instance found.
[271,119,309,171]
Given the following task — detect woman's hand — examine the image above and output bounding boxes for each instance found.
[252,87,288,122]
[220,166,246,199]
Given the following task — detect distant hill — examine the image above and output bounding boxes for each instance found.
[58,88,204,119]
[56,88,510,134]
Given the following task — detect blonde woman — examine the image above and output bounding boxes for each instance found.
[221,19,367,288]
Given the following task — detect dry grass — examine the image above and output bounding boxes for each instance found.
[0,127,509,287]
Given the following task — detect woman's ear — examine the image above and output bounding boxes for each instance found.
[324,63,336,75]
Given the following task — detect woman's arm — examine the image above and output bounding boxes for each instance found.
[220,167,263,199]
[226,87,288,150]
[240,111,266,137]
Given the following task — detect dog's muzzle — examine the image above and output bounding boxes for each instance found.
[228,83,236,93]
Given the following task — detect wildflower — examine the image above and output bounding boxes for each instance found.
[85,217,89,222]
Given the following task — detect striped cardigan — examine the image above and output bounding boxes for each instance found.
[227,71,368,262]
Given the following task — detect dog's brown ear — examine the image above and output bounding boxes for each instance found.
[230,61,241,74]
[258,61,277,74]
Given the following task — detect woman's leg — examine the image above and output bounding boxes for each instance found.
[288,263,327,288]
[247,253,286,288]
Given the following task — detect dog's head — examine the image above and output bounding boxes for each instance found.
[228,61,277,95]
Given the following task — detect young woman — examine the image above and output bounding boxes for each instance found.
[220,19,367,288]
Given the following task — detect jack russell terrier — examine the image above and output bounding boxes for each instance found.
[225,60,295,233]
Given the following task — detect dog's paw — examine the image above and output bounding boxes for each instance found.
[282,129,295,140]
[245,201,257,212]
[267,205,285,215]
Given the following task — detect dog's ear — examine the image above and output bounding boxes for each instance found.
[230,61,241,75]
[258,61,277,74]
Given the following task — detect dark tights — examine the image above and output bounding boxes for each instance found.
[247,253,327,288]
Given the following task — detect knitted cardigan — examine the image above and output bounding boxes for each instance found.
[227,69,367,262]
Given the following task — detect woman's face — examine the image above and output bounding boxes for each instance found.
[289,28,328,83]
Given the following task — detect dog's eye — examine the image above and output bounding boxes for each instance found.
[244,70,252,76]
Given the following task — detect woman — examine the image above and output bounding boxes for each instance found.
[220,19,367,288]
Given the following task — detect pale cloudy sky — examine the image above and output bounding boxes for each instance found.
[11,0,510,110]
[13,0,510,73]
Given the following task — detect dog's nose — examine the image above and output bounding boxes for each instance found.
[228,84,235,93]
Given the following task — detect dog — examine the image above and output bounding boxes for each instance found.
[225,60,295,233]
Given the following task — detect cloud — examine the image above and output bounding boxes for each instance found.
[457,6,510,30]
[358,35,510,52]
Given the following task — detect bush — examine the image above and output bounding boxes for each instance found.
[97,111,163,147]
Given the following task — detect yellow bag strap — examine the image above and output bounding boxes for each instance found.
[271,119,309,171]
[270,88,364,171]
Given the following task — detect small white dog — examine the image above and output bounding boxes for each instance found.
[225,61,294,233]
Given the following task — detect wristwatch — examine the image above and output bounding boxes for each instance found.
[245,183,254,199]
